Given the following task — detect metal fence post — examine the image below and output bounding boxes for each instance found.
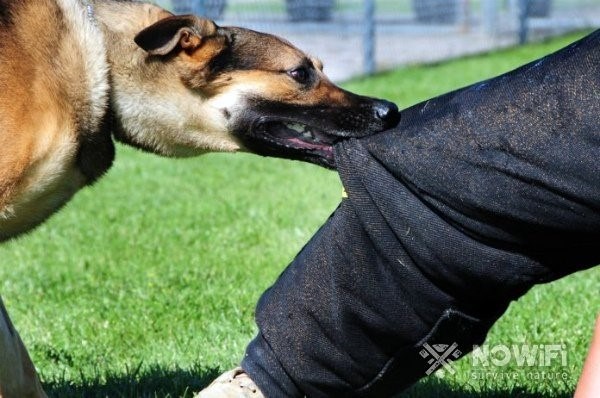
[518,0,531,44]
[363,0,376,76]
[458,0,471,33]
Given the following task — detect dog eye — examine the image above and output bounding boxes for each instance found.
[288,67,310,84]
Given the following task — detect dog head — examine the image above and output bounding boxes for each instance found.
[126,14,399,168]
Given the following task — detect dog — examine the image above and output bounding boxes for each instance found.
[0,0,400,396]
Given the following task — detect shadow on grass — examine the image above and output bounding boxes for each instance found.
[43,364,221,398]
[43,365,573,398]
[398,376,572,398]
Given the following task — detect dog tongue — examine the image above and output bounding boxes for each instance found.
[286,137,332,151]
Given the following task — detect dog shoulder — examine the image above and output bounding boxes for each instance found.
[0,0,113,239]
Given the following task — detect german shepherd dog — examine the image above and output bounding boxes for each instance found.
[0,0,399,395]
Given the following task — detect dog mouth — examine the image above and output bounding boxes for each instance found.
[242,119,340,168]
[260,121,337,152]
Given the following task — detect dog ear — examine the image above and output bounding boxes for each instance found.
[134,15,219,56]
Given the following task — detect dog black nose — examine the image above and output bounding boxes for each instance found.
[374,100,400,129]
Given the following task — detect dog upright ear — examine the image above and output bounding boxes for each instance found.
[134,15,219,56]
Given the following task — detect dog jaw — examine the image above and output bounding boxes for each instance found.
[110,70,242,157]
[112,85,242,157]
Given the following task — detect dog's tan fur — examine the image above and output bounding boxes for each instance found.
[0,1,398,396]
[0,0,106,238]
[95,2,248,157]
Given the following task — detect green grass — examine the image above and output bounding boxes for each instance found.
[1,31,598,397]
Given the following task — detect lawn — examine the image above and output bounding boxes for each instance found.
[1,31,598,397]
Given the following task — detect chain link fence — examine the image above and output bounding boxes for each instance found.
[155,0,600,81]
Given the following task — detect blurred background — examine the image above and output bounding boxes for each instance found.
[155,0,600,81]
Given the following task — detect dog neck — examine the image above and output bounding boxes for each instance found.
[94,0,169,152]
[92,1,241,157]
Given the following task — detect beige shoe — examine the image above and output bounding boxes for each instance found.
[195,367,264,398]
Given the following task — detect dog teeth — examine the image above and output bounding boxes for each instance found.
[285,123,306,133]
[284,122,323,144]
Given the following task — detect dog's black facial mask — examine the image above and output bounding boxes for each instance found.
[200,26,400,168]
[233,96,399,168]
